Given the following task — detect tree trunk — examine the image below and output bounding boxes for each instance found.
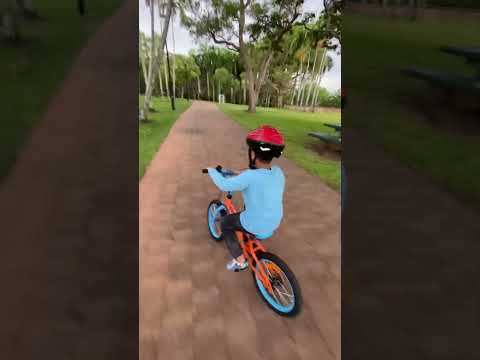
[312,54,329,110]
[310,49,327,108]
[243,81,247,105]
[181,87,184,99]
[245,65,256,112]
[254,51,274,105]
[153,29,165,98]
[165,48,175,110]
[158,65,164,97]
[239,0,257,112]
[139,37,149,92]
[292,60,304,105]
[141,0,173,122]
[311,77,323,110]
[170,18,176,100]
[206,72,210,100]
[163,55,170,98]
[230,87,233,103]
[212,80,215,103]
[305,45,319,110]
[298,49,311,107]
[141,57,148,92]
[296,50,311,106]
[172,57,176,99]
[145,3,155,110]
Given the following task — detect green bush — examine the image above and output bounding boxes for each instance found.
[320,92,341,108]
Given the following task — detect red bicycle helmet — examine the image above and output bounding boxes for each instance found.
[246,125,285,168]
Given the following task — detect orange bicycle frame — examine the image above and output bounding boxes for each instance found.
[221,192,274,294]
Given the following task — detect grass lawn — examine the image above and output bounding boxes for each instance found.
[219,104,342,190]
[344,13,480,207]
[0,1,122,180]
[139,96,191,179]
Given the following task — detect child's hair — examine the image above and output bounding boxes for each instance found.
[256,151,274,163]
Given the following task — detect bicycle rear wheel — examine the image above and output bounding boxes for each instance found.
[252,252,302,317]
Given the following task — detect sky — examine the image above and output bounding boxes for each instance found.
[139,0,341,93]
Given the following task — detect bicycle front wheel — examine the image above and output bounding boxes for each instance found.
[207,200,227,241]
[252,252,302,317]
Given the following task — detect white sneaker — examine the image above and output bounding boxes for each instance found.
[226,258,248,272]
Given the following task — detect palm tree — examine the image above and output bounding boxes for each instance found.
[291,48,306,105]
[152,36,165,97]
[163,53,170,98]
[305,43,320,108]
[140,0,174,122]
[139,33,149,91]
[170,13,176,100]
[311,52,332,109]
[297,49,311,107]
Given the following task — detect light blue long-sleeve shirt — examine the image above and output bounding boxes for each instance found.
[208,166,285,237]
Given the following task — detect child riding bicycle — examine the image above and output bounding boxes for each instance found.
[206,125,286,272]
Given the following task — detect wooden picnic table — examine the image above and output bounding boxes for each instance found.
[323,123,341,132]
[440,46,480,77]
[309,130,341,152]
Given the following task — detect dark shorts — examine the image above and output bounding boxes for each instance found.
[221,213,247,258]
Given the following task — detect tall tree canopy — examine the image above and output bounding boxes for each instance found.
[181,0,314,112]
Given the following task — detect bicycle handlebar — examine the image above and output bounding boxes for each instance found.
[201,165,236,177]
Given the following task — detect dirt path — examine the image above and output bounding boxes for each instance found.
[140,101,341,360]
[0,1,137,358]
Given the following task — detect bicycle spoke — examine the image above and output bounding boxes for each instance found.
[259,259,295,307]
[278,278,293,295]
[271,287,283,305]
[276,288,294,299]
[273,287,288,305]
[264,264,274,279]
[278,284,293,298]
